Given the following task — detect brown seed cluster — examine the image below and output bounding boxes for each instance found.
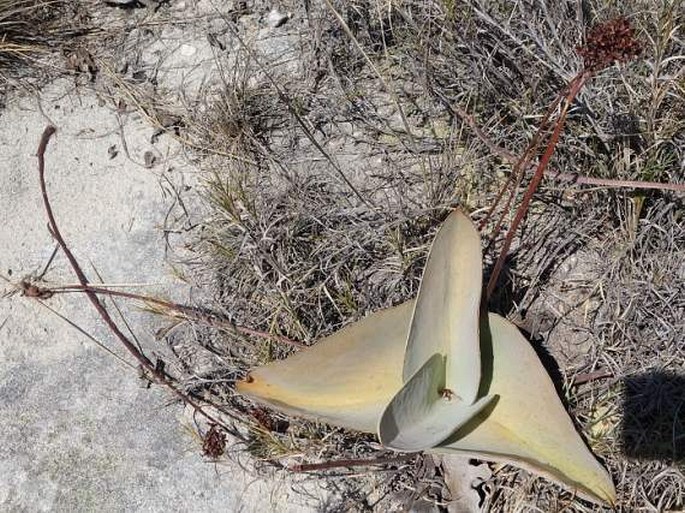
[577,17,642,72]
[251,407,290,433]
[202,424,227,459]
[20,280,54,299]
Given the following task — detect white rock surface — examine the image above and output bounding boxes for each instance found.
[0,80,321,512]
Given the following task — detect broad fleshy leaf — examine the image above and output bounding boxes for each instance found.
[378,352,495,451]
[237,305,615,504]
[236,208,615,505]
[236,302,411,433]
[434,313,616,505]
[402,210,483,401]
[380,210,494,451]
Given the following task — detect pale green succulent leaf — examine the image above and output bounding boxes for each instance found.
[237,207,615,505]
[237,305,615,505]
[379,352,495,451]
[403,210,483,404]
[434,313,616,506]
[236,301,411,433]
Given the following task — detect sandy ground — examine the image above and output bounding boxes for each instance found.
[0,79,322,512]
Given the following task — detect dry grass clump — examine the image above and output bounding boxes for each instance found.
[0,0,92,84]
[95,0,683,510]
[591,199,684,510]
[482,199,684,512]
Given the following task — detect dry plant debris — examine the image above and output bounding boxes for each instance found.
[0,1,93,85]
[202,424,228,459]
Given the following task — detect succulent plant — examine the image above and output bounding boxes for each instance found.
[237,210,615,505]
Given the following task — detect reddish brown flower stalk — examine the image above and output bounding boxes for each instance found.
[289,454,415,472]
[486,17,642,299]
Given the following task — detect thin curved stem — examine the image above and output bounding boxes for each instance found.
[36,126,240,437]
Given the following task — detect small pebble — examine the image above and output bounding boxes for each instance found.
[143,151,157,168]
[267,9,289,28]
[180,44,197,57]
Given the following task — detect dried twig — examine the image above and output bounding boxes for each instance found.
[44,283,305,348]
[289,454,416,472]
[571,369,614,387]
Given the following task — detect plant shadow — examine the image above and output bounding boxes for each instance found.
[485,253,529,315]
[621,371,685,463]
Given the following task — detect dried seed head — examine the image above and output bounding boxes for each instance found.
[577,17,642,72]
[202,424,227,459]
[251,407,290,433]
